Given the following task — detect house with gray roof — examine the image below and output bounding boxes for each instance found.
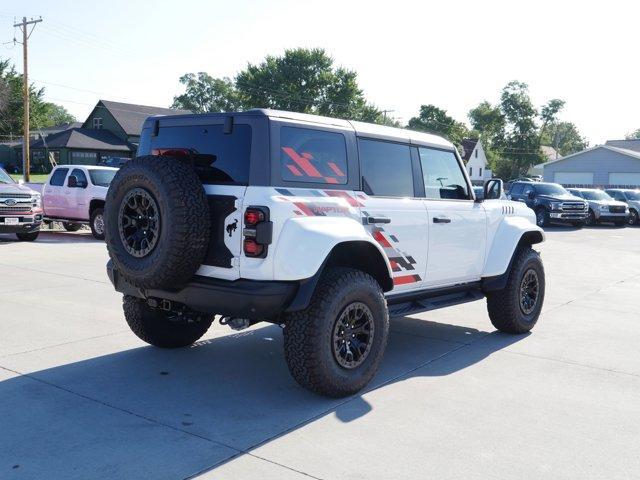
[28,100,189,172]
[542,145,640,187]
[605,139,640,153]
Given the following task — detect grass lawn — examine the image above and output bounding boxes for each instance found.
[9,174,48,183]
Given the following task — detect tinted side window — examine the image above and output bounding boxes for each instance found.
[523,185,535,197]
[419,148,469,200]
[50,168,69,186]
[358,139,414,197]
[70,168,87,186]
[510,183,524,195]
[280,127,348,184]
[140,124,251,185]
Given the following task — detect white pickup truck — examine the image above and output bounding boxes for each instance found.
[38,165,118,239]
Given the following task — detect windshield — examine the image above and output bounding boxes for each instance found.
[89,169,117,187]
[534,183,569,196]
[0,168,15,184]
[624,190,640,200]
[581,190,612,201]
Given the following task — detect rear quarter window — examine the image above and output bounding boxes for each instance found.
[139,124,251,185]
[280,127,348,185]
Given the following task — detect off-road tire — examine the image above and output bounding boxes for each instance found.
[535,208,548,228]
[105,156,211,289]
[63,222,82,232]
[283,267,389,397]
[16,231,39,242]
[90,207,106,240]
[486,247,545,334]
[122,295,213,348]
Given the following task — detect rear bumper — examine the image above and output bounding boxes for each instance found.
[107,261,299,319]
[0,214,42,234]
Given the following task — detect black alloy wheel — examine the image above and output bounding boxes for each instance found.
[118,188,161,258]
[332,302,375,369]
[519,268,540,315]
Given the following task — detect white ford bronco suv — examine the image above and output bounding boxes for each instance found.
[104,109,545,397]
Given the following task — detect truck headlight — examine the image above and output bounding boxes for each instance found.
[32,194,41,208]
[550,202,562,210]
[599,205,608,211]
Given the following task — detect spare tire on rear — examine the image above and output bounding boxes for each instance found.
[105,155,211,290]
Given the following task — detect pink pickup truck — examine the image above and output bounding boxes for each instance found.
[0,167,43,241]
[38,165,118,240]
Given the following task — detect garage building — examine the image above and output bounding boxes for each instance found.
[542,145,640,188]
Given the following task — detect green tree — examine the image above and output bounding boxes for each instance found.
[541,121,588,156]
[625,128,640,140]
[172,48,389,124]
[0,58,76,136]
[407,104,470,147]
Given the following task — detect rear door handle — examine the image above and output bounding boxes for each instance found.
[366,217,391,224]
[433,217,451,224]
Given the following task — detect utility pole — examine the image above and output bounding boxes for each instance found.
[382,109,395,123]
[13,16,42,182]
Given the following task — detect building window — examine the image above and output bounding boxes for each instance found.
[92,117,103,129]
[70,151,98,165]
[469,167,473,176]
[479,167,483,177]
[475,149,478,158]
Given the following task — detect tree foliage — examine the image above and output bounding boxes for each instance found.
[0,58,75,137]
[172,48,393,124]
[625,128,640,140]
[541,121,588,156]
[468,81,570,179]
[407,104,472,147]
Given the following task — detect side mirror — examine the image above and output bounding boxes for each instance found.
[483,179,503,200]
[67,175,78,188]
[528,190,536,199]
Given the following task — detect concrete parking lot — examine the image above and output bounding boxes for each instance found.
[1,227,639,479]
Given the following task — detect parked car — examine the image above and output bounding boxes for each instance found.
[604,189,640,226]
[508,181,588,227]
[103,109,545,398]
[41,165,118,239]
[0,167,42,241]
[98,157,130,168]
[567,188,628,226]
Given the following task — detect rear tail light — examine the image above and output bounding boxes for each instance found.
[243,206,272,258]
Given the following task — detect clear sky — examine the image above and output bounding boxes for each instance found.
[2,0,638,144]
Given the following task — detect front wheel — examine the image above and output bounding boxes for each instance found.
[628,209,639,226]
[123,295,214,348]
[16,231,39,242]
[535,208,548,228]
[584,210,596,226]
[486,247,545,334]
[283,267,389,397]
[90,208,106,240]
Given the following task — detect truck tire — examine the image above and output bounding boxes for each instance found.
[63,222,83,232]
[283,267,389,397]
[628,209,638,226]
[535,208,548,228]
[486,247,545,334]
[105,156,211,289]
[123,295,213,348]
[16,231,39,242]
[90,207,106,240]
[585,210,596,226]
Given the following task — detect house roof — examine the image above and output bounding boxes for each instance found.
[87,100,190,136]
[541,145,640,168]
[605,139,640,153]
[35,122,82,134]
[460,138,479,161]
[541,145,560,161]
[30,128,133,151]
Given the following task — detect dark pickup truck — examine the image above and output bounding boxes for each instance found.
[507,181,588,227]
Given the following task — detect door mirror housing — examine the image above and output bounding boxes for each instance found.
[483,178,503,200]
[528,190,536,199]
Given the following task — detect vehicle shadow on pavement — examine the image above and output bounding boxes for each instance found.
[0,317,526,478]
[0,231,102,244]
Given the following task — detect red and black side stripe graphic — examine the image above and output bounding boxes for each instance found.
[281,147,346,184]
[368,222,422,286]
[275,188,358,216]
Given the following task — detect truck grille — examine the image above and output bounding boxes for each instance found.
[561,202,586,211]
[609,205,626,213]
[0,192,32,199]
[0,206,32,214]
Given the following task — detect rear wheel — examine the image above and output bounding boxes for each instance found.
[63,222,82,232]
[123,295,214,348]
[105,156,211,289]
[16,231,39,242]
[90,207,106,240]
[486,247,545,334]
[283,267,389,397]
